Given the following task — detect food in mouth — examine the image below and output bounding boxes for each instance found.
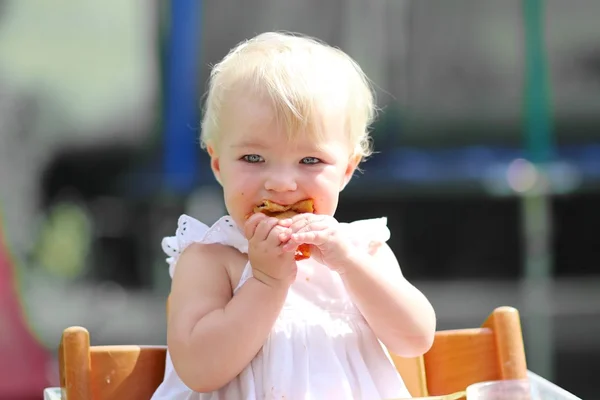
[252,199,314,260]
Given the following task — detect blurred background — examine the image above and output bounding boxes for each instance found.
[0,0,598,398]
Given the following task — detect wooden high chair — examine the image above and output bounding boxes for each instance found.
[57,306,526,399]
[390,306,528,397]
[58,326,166,400]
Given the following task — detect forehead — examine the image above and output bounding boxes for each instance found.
[221,93,349,150]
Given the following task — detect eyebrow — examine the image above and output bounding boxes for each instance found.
[230,138,333,154]
[229,140,269,149]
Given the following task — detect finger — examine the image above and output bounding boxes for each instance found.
[266,225,290,246]
[289,217,328,235]
[244,213,267,240]
[276,213,312,231]
[276,218,294,227]
[286,212,323,228]
[288,213,314,224]
[287,217,311,234]
[253,217,280,241]
[282,230,329,251]
[278,227,292,243]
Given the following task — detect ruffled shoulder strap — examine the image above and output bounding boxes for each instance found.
[341,217,391,254]
[161,214,248,278]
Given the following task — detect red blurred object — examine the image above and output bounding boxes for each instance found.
[0,230,51,399]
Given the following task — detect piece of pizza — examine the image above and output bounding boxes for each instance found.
[252,199,314,260]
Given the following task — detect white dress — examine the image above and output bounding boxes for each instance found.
[151,215,411,400]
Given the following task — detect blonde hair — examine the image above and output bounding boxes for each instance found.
[200,32,376,159]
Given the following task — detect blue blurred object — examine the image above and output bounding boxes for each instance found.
[163,0,201,193]
[358,144,600,193]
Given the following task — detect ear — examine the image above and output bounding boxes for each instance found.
[340,154,361,191]
[207,145,223,185]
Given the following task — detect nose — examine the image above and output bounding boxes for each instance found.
[264,168,297,192]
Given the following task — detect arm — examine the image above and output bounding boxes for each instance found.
[280,213,435,357]
[167,243,287,392]
[339,243,436,357]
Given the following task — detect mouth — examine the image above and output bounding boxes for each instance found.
[243,199,315,220]
[253,199,314,217]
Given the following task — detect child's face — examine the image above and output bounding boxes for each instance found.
[207,94,359,229]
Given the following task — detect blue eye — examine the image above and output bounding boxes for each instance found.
[300,157,321,165]
[242,154,264,163]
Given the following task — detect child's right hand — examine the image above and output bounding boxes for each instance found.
[244,213,297,289]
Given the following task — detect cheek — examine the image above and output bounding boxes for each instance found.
[311,165,345,190]
[222,189,249,227]
[222,163,257,189]
[313,196,339,216]
[306,169,342,215]
[221,169,258,214]
[224,180,251,205]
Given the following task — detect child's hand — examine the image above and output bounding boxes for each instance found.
[280,214,354,273]
[244,213,297,289]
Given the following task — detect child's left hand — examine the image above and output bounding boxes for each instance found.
[280,214,354,272]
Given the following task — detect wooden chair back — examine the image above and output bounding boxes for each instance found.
[58,326,166,400]
[59,304,525,399]
[390,306,528,397]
